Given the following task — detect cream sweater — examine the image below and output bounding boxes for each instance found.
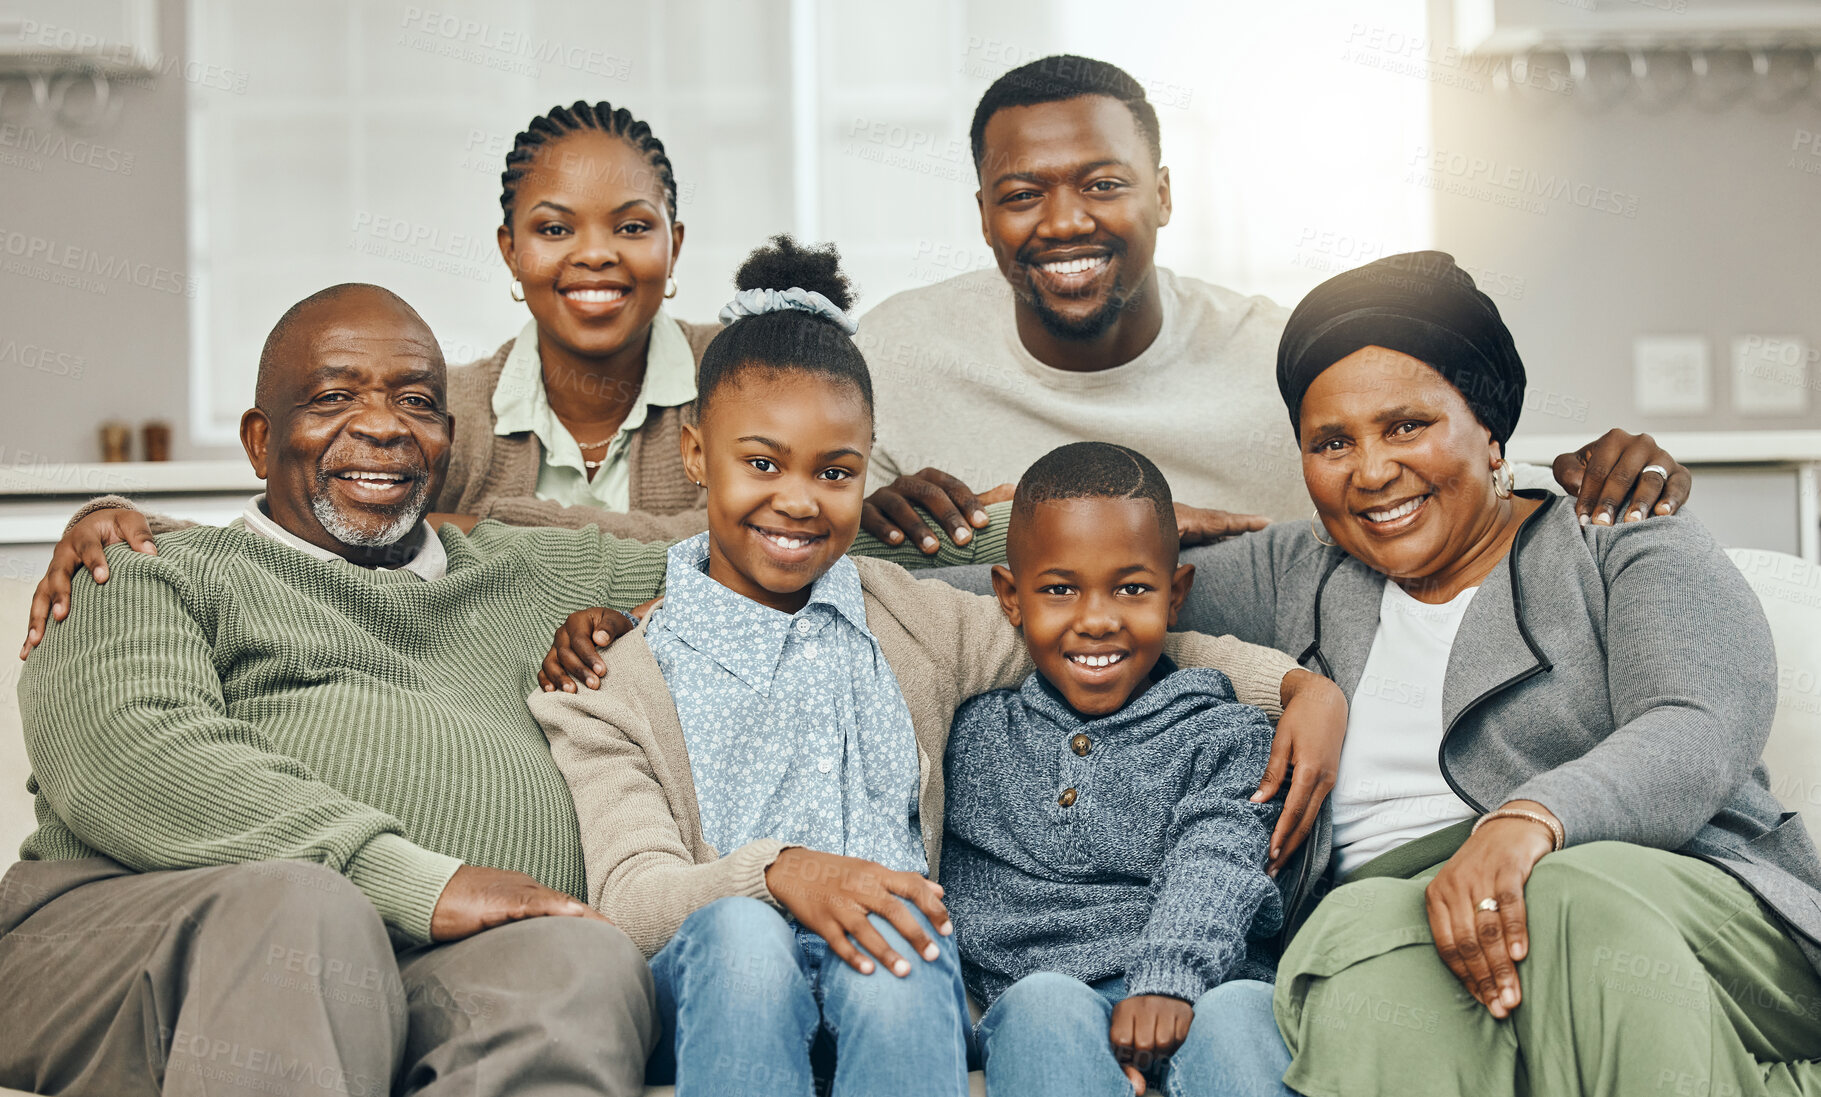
[857,268,1559,521]
[857,268,1311,521]
[529,554,1301,957]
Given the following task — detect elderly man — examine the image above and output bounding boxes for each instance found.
[1,284,670,1097]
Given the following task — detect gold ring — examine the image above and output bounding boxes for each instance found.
[1477,897,1500,913]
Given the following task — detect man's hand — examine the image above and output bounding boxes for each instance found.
[1424,800,1557,1019]
[763,847,951,976]
[429,864,609,942]
[861,468,1003,554]
[1253,669,1347,874]
[1109,994,1194,1094]
[537,597,661,692]
[22,506,155,659]
[1552,430,1690,526]
[1175,503,1270,546]
[425,512,481,533]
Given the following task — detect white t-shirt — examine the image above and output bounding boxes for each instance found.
[855,267,1311,521]
[1329,582,1480,876]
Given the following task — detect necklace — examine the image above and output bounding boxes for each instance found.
[578,435,617,471]
[570,432,618,471]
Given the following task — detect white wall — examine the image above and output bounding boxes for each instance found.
[1,0,197,463]
[1425,0,1821,440]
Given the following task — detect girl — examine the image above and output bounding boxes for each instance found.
[528,236,1324,1096]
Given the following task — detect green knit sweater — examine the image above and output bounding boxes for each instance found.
[16,511,1009,944]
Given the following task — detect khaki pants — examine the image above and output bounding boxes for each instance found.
[1275,841,1821,1097]
[0,858,656,1097]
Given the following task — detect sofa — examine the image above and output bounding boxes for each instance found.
[2,549,1817,1096]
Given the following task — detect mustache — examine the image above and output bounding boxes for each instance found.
[312,442,428,490]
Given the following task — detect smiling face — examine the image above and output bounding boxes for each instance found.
[976,95,1170,342]
[1299,345,1506,586]
[991,496,1192,717]
[241,289,451,565]
[681,369,872,614]
[496,130,683,363]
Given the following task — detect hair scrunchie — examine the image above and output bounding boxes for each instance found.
[717,286,858,335]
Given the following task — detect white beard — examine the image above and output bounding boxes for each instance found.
[310,481,428,548]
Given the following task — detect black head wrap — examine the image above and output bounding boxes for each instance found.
[1276,251,1526,447]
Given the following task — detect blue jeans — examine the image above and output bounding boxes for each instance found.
[976,973,1294,1097]
[647,895,971,1096]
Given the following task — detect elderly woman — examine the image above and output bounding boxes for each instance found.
[1169,252,1821,1096]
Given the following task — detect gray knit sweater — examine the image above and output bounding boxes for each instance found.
[940,661,1283,1008]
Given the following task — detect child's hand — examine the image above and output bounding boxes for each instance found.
[537,598,660,692]
[1109,994,1194,1093]
[763,848,951,976]
[1253,668,1348,874]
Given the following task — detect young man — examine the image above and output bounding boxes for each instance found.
[943,442,1342,1096]
[856,55,1692,553]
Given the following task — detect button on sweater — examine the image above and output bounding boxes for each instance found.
[941,661,1284,1008]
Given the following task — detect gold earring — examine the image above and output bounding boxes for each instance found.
[664,275,678,299]
[1310,510,1338,547]
[1492,459,1514,499]
[510,279,526,303]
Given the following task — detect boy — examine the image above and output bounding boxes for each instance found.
[943,441,1324,1096]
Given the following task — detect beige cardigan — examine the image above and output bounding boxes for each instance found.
[435,321,721,541]
[529,554,1301,957]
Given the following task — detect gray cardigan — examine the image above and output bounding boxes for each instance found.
[1175,491,1821,973]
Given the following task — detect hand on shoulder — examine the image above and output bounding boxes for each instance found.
[23,503,158,659]
[538,597,661,692]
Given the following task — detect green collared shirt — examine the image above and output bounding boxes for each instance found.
[490,312,698,513]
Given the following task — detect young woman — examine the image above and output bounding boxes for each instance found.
[527,236,1332,1095]
[432,98,714,540]
[17,102,1000,656]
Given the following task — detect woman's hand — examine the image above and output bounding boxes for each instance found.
[537,597,661,692]
[1253,668,1348,873]
[763,847,952,976]
[1109,994,1194,1094]
[22,506,155,659]
[1424,800,1558,1018]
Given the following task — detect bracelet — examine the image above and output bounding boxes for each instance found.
[1472,808,1564,852]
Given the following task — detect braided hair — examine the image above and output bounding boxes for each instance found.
[499,100,678,229]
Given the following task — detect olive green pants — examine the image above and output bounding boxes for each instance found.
[1275,839,1821,1097]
